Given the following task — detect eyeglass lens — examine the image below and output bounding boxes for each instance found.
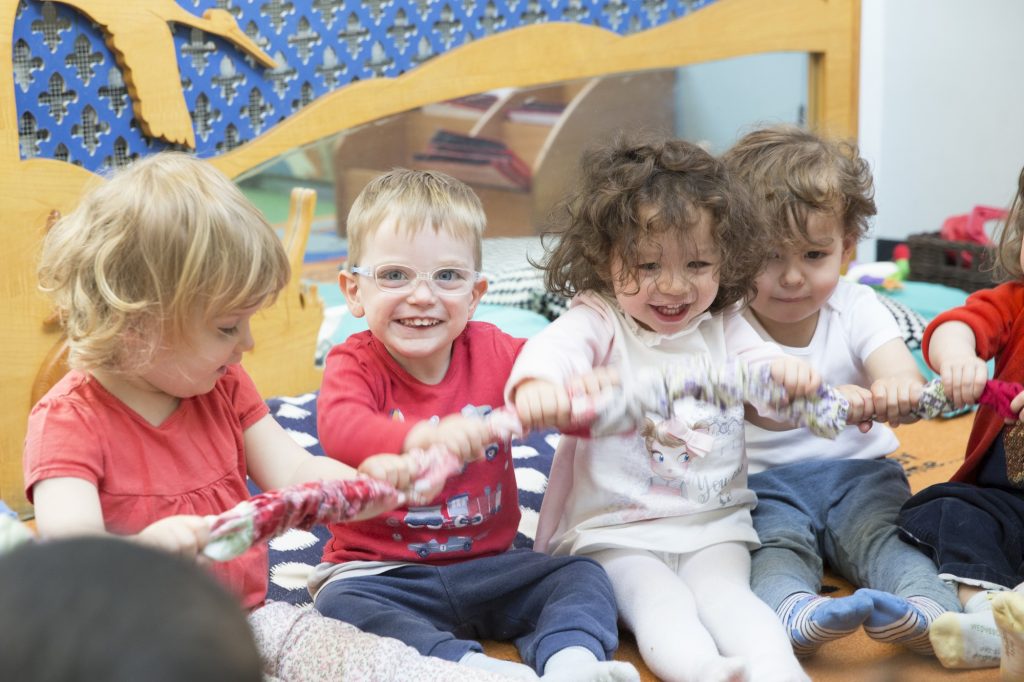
[374,264,475,293]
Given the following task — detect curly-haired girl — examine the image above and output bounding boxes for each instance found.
[506,134,819,682]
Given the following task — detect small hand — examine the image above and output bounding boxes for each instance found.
[871,376,925,426]
[1009,389,1024,425]
[513,379,572,431]
[359,452,447,509]
[837,384,875,433]
[769,357,822,403]
[137,515,210,559]
[938,355,987,409]
[405,414,491,464]
[359,453,417,491]
[568,366,620,400]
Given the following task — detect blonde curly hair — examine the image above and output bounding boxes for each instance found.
[38,152,289,372]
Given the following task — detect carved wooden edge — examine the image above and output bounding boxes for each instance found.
[211,0,861,180]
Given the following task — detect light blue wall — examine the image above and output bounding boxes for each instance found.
[859,0,1024,257]
[675,52,809,154]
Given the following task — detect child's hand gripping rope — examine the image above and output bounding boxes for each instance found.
[202,412,526,562]
[568,356,851,439]
[564,361,1022,437]
[914,377,1023,420]
[202,446,468,561]
[208,355,839,563]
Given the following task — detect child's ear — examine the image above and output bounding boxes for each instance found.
[841,236,857,266]
[339,270,366,318]
[467,276,488,318]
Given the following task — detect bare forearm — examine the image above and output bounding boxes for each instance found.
[285,454,358,487]
[927,321,978,369]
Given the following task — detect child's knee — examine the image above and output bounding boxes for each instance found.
[566,555,612,578]
[560,556,617,598]
[313,581,369,622]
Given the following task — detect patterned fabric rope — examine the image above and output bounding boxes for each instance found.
[570,356,850,440]
[202,376,1021,562]
[915,378,1023,420]
[203,445,464,562]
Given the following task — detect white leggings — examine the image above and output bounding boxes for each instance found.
[587,542,808,682]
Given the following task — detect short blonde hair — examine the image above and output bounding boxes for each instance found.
[346,169,486,269]
[723,125,876,248]
[38,152,289,372]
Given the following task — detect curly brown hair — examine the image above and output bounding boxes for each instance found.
[995,166,1024,281]
[722,125,876,249]
[538,134,764,313]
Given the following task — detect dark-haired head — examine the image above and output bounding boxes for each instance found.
[539,133,764,313]
[0,536,261,682]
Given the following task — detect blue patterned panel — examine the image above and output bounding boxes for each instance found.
[13,0,718,173]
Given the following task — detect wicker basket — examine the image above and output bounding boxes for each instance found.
[906,232,998,292]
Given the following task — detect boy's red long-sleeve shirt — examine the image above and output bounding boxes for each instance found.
[923,282,1024,483]
[317,322,527,564]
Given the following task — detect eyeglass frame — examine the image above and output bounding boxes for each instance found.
[349,263,484,296]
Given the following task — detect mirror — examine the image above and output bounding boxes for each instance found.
[236,54,808,290]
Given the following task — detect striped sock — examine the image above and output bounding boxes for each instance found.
[777,591,874,657]
[859,588,947,655]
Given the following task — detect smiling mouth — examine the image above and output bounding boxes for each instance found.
[652,304,688,317]
[398,318,441,328]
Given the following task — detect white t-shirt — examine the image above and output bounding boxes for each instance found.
[743,280,901,474]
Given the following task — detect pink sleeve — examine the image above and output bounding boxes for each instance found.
[317,345,413,465]
[504,299,615,402]
[23,396,102,502]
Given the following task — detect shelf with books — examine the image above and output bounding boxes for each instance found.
[332,70,676,238]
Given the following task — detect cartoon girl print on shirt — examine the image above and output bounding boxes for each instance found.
[641,416,714,497]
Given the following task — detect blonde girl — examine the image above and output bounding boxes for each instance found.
[25,152,505,681]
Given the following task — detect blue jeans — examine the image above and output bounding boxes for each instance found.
[313,549,619,672]
[749,458,960,612]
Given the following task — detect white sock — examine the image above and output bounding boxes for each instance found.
[541,646,639,682]
[992,592,1024,681]
[966,590,998,613]
[928,592,1001,669]
[461,651,540,680]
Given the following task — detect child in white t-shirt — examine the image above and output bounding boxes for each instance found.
[724,125,960,657]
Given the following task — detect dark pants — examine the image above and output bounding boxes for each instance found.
[314,549,620,672]
[900,431,1024,588]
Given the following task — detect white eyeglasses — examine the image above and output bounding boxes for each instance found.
[351,263,483,296]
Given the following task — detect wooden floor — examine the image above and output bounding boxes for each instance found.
[486,413,1003,680]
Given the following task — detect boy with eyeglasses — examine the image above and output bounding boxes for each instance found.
[312,169,635,682]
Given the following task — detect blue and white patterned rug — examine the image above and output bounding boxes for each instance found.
[256,393,557,605]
